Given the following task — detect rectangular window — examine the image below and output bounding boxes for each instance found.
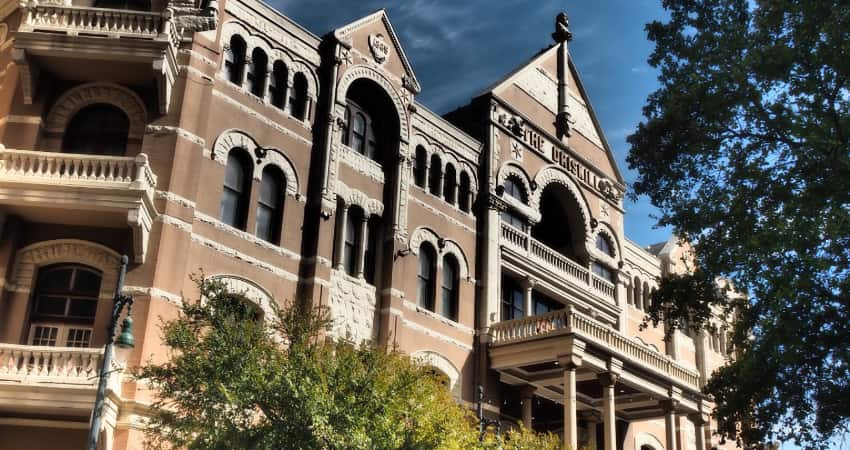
[343,212,358,276]
[500,277,524,321]
[66,328,93,347]
[31,326,58,346]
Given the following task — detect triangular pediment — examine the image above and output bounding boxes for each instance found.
[484,45,624,184]
[333,10,420,93]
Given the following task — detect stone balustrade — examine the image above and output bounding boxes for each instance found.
[21,3,165,39]
[490,307,701,388]
[0,343,103,387]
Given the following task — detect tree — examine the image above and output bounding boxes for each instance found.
[139,276,560,449]
[627,0,850,447]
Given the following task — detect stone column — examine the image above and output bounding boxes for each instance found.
[422,155,431,191]
[264,63,274,102]
[689,413,708,450]
[598,359,621,450]
[334,204,350,271]
[558,338,585,450]
[661,397,680,450]
[241,57,251,87]
[355,214,369,278]
[520,385,536,430]
[522,277,536,317]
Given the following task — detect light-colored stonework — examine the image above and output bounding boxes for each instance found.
[0,2,734,450]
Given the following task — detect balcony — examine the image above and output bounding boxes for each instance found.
[0,343,117,419]
[11,2,181,112]
[501,222,616,300]
[0,148,157,262]
[490,307,700,390]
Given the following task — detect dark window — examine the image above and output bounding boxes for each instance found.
[444,164,457,205]
[417,244,436,311]
[255,166,285,244]
[633,277,642,309]
[501,276,524,321]
[342,101,382,162]
[62,104,129,156]
[592,262,614,282]
[429,154,442,196]
[533,292,561,316]
[93,0,149,10]
[343,207,362,276]
[269,61,288,108]
[501,210,526,231]
[351,112,367,154]
[643,282,651,310]
[441,256,459,321]
[247,48,268,98]
[363,216,380,285]
[532,186,578,261]
[341,107,351,146]
[503,176,527,203]
[596,234,614,257]
[414,146,428,188]
[30,264,102,348]
[220,148,253,230]
[225,35,247,85]
[458,172,472,212]
[289,72,308,120]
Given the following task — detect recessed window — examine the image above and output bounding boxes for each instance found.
[502,176,528,203]
[363,217,380,285]
[247,48,268,98]
[62,103,129,156]
[255,166,285,244]
[220,148,253,230]
[269,61,288,108]
[224,35,247,86]
[444,164,457,205]
[289,73,309,120]
[458,172,472,212]
[441,256,459,321]
[417,244,436,311]
[429,154,442,196]
[342,207,363,277]
[501,276,524,321]
[414,146,428,188]
[596,234,614,257]
[592,262,614,282]
[29,264,102,348]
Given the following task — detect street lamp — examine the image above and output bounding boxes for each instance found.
[86,255,135,450]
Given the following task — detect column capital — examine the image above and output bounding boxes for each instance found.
[557,337,586,369]
[660,398,680,413]
[519,384,537,399]
[520,276,537,289]
[597,371,618,387]
[687,411,710,425]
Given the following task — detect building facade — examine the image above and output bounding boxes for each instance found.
[0,1,734,449]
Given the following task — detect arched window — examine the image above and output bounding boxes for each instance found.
[363,216,380,285]
[592,262,614,282]
[596,234,614,257]
[444,164,457,205]
[29,264,102,347]
[429,154,442,196]
[351,112,367,154]
[289,72,308,120]
[247,48,268,98]
[269,61,288,108]
[592,234,616,282]
[62,104,129,156]
[417,244,436,311]
[414,146,428,188]
[342,207,363,277]
[642,281,651,310]
[220,148,253,230]
[225,35,247,85]
[633,277,642,309]
[458,172,472,212]
[502,176,527,203]
[255,166,285,244]
[441,256,459,321]
[531,184,584,262]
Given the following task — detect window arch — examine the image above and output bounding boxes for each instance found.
[225,35,247,85]
[417,244,436,311]
[255,166,285,244]
[289,72,308,120]
[596,234,614,257]
[458,171,472,212]
[62,103,129,156]
[29,264,102,347]
[247,48,268,98]
[429,154,442,196]
[443,164,457,205]
[220,148,253,230]
[502,176,528,203]
[269,61,288,108]
[414,146,428,188]
[441,255,459,321]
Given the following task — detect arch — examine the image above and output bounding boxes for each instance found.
[206,274,276,321]
[212,129,299,196]
[269,60,289,108]
[634,432,665,450]
[9,239,122,297]
[443,163,457,204]
[428,153,442,196]
[594,223,622,261]
[336,64,409,144]
[530,165,592,239]
[411,350,461,399]
[440,239,470,280]
[247,47,268,97]
[289,72,309,120]
[497,162,532,200]
[413,145,428,188]
[336,181,384,216]
[408,226,470,280]
[45,82,147,140]
[62,103,130,155]
[408,226,440,256]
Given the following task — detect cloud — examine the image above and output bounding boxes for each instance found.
[630,65,650,74]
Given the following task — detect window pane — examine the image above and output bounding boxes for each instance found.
[32,326,58,346]
[66,328,92,348]
[38,268,73,293]
[68,298,98,319]
[220,188,240,226]
[73,268,102,295]
[418,247,435,310]
[256,204,274,242]
[351,134,365,153]
[36,296,68,316]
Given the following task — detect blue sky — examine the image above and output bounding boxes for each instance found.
[273,0,673,247]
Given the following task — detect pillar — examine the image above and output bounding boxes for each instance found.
[334,204,349,271]
[558,339,585,450]
[519,385,536,430]
[661,398,679,450]
[522,277,536,317]
[598,372,617,450]
[354,214,369,278]
[690,413,708,450]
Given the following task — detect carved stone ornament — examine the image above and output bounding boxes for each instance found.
[368,33,390,64]
[552,12,573,43]
[597,178,622,202]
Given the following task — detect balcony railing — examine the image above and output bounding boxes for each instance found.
[21,4,165,40]
[501,223,614,300]
[0,148,157,192]
[0,343,102,388]
[490,308,701,388]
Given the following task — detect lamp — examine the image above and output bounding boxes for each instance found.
[116,315,135,349]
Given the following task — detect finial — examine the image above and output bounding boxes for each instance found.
[552,12,573,43]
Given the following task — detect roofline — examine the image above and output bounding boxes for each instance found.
[239,0,322,49]
[413,101,482,153]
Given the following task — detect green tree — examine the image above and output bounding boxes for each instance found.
[139,276,559,449]
[627,0,850,448]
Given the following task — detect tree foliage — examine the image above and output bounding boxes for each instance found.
[628,0,850,447]
[138,276,560,449]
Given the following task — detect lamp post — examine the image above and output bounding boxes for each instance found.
[86,255,135,450]
[477,385,501,443]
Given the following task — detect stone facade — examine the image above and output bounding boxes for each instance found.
[0,1,734,449]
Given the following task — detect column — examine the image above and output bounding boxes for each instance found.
[241,57,251,87]
[334,204,349,271]
[423,156,431,191]
[264,63,274,103]
[519,385,536,430]
[522,277,536,317]
[661,398,679,450]
[437,167,445,197]
[598,372,617,450]
[689,414,708,450]
[558,339,585,450]
[354,214,369,278]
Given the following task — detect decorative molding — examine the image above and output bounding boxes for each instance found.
[336,64,409,143]
[327,269,378,344]
[408,195,475,233]
[207,274,276,320]
[155,190,197,209]
[337,145,386,183]
[122,285,183,306]
[211,90,313,147]
[189,233,299,282]
[9,240,122,295]
[194,211,302,261]
[45,83,147,139]
[531,164,592,238]
[145,125,205,147]
[368,33,390,64]
[411,349,462,398]
[211,129,301,197]
[336,181,384,216]
[402,300,475,335]
[407,226,471,279]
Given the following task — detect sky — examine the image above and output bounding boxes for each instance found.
[272,0,673,247]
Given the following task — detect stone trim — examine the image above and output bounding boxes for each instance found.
[211,129,300,197]
[336,64,409,143]
[531,164,593,240]
[407,226,471,280]
[408,195,475,233]
[9,239,122,296]
[335,181,384,216]
[411,349,462,398]
[206,274,276,320]
[45,83,147,139]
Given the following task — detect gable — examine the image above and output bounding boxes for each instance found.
[333,10,420,93]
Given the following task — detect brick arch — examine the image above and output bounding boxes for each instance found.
[336,64,409,144]
[212,129,299,197]
[408,226,470,280]
[411,349,462,399]
[531,164,592,241]
[497,162,533,202]
[45,83,147,139]
[206,274,276,322]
